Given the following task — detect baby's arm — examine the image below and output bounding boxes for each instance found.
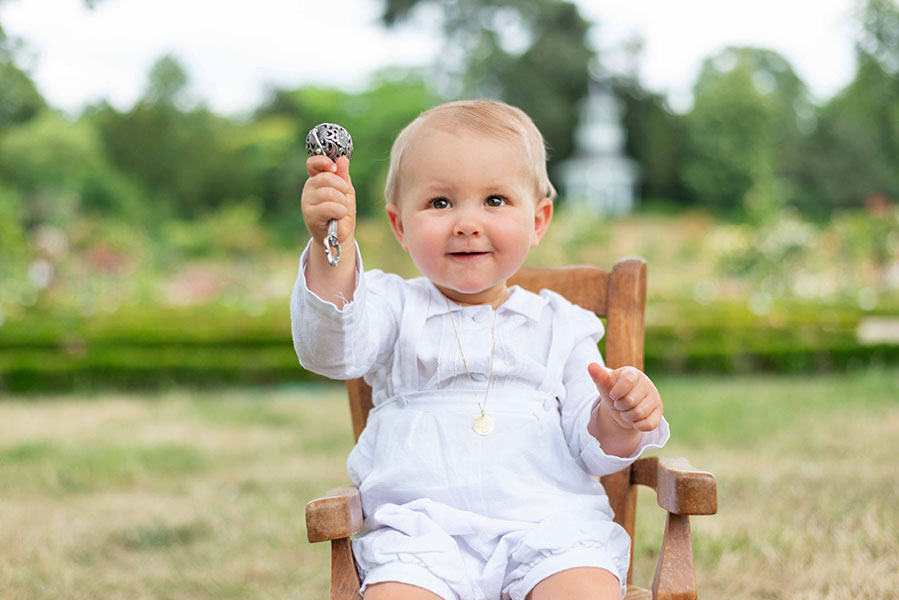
[292,157,401,379]
[586,364,663,458]
[301,155,357,307]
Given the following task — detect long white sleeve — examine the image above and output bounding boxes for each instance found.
[290,240,403,380]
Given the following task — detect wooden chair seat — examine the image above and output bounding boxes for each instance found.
[305,259,717,599]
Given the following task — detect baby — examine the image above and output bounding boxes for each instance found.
[293,100,668,600]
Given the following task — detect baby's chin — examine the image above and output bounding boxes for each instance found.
[433,281,510,306]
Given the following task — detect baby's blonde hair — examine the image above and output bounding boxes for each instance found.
[384,99,557,206]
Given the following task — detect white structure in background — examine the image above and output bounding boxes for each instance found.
[559,79,639,216]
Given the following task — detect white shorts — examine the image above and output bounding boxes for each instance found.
[353,500,630,599]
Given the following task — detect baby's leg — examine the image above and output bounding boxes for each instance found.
[525,567,621,600]
[364,581,446,599]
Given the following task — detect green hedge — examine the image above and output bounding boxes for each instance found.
[645,339,899,374]
[1,300,896,393]
[641,298,897,373]
[0,304,323,393]
[0,345,321,393]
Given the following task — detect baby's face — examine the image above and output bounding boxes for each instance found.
[386,127,553,306]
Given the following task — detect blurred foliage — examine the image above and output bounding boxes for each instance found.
[857,0,899,74]
[2,0,899,390]
[610,0,898,218]
[682,47,807,216]
[612,76,689,205]
[0,57,45,128]
[796,0,899,212]
[0,111,148,225]
[88,56,248,219]
[378,0,593,190]
[1,18,45,127]
[0,0,895,223]
[0,185,29,315]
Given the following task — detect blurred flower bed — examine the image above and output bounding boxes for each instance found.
[1,203,898,392]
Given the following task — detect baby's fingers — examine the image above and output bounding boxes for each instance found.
[305,171,350,197]
[608,366,640,402]
[631,406,663,432]
[587,362,613,399]
[334,156,353,187]
[301,180,351,236]
[306,155,337,176]
[616,392,654,423]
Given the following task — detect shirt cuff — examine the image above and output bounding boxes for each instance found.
[578,416,670,476]
[296,238,365,324]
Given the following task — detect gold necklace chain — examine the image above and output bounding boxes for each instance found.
[445,295,498,435]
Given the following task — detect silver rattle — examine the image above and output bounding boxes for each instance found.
[306,123,354,268]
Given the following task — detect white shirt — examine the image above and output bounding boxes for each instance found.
[291,242,668,479]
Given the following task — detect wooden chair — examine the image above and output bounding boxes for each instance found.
[305,258,717,600]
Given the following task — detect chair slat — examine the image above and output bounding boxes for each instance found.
[508,265,610,316]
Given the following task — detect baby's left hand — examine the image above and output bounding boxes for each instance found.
[588,363,663,432]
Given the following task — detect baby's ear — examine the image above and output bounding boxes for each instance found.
[385,203,408,250]
[531,197,554,247]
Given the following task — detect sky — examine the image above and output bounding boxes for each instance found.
[1,0,861,116]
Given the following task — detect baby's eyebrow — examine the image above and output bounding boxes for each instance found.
[419,186,454,198]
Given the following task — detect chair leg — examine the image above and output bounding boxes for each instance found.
[330,537,362,600]
[651,513,697,600]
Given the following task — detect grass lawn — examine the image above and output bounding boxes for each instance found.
[1,368,897,599]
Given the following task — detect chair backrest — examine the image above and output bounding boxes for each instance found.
[345,258,647,581]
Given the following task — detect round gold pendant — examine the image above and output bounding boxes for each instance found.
[472,413,494,435]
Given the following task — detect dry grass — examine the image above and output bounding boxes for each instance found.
[1,369,897,599]
[0,385,352,600]
[632,369,899,599]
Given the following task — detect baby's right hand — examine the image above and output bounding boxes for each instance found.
[301,155,356,246]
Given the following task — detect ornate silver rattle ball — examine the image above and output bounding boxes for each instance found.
[305,123,354,162]
[304,122,352,269]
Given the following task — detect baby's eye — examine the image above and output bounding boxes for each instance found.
[430,198,450,209]
[485,195,506,207]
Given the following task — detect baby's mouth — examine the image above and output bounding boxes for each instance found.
[449,251,490,260]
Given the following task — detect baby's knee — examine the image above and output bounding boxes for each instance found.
[364,581,447,600]
[526,567,621,600]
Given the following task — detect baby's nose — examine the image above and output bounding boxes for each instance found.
[452,204,484,236]
[453,216,483,236]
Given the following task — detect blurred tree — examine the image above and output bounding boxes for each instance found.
[143,54,189,106]
[0,110,147,225]
[0,60,45,128]
[683,47,809,217]
[612,75,689,206]
[0,21,46,128]
[378,0,594,192]
[0,112,103,194]
[796,0,898,211]
[90,54,250,217]
[857,0,899,74]
[231,113,300,220]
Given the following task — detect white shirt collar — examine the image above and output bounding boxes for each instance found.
[419,278,547,322]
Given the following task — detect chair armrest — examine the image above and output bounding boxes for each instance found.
[305,485,364,543]
[631,456,717,515]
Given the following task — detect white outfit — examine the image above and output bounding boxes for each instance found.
[292,242,669,600]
